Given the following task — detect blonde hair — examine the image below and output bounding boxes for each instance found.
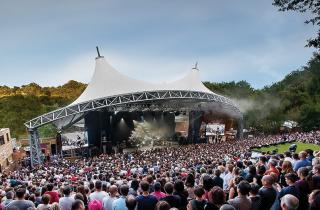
[51,202,60,210]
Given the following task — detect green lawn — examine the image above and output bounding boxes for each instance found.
[252,141,320,154]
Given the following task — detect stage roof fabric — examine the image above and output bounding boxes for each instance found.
[72,57,214,105]
[25,54,241,130]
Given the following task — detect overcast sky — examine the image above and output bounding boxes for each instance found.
[0,0,316,89]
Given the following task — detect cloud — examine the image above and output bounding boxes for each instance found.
[0,1,316,88]
[17,30,313,89]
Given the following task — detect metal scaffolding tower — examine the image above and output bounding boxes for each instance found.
[28,128,43,167]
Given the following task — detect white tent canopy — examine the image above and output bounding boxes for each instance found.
[25,54,241,130]
[25,53,243,167]
[72,56,214,105]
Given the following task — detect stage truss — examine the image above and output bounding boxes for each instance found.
[25,90,242,167]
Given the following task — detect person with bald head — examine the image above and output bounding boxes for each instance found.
[103,185,118,210]
[280,194,299,210]
[258,175,277,210]
[293,151,311,171]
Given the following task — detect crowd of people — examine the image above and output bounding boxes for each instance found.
[1,131,320,210]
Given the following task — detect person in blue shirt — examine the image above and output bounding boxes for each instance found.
[293,151,311,171]
[113,184,129,210]
[278,173,300,210]
[306,149,314,162]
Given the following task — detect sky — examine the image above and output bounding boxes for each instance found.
[0,0,316,89]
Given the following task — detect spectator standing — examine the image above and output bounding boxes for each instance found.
[173,180,188,210]
[135,181,158,210]
[293,151,311,172]
[89,181,108,203]
[44,183,59,204]
[228,181,252,210]
[206,186,226,210]
[37,194,51,210]
[280,194,299,210]
[187,187,207,210]
[59,186,75,210]
[125,195,136,210]
[249,183,261,210]
[6,188,35,210]
[112,185,129,210]
[102,185,118,210]
[160,183,180,209]
[258,175,277,210]
[212,169,223,189]
[151,182,166,200]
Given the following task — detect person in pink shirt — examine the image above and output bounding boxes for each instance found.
[151,182,166,200]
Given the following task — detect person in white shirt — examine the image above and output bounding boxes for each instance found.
[89,180,109,202]
[102,185,118,210]
[223,164,234,190]
[59,186,75,210]
[37,194,51,210]
[284,151,294,165]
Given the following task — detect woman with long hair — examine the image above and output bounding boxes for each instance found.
[185,173,196,200]
[77,185,88,210]
[279,161,295,187]
[206,186,226,210]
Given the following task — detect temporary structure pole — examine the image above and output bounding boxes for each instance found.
[237,117,244,139]
[28,128,43,167]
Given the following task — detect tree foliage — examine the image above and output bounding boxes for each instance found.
[273,0,320,49]
[0,81,86,138]
[204,54,320,133]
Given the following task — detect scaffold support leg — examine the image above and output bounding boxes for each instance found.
[28,128,43,168]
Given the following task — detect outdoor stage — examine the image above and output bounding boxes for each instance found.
[24,48,243,166]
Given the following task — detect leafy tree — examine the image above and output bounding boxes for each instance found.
[273,0,320,49]
[38,124,57,138]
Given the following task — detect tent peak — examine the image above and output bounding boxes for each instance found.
[192,62,199,71]
[95,46,104,59]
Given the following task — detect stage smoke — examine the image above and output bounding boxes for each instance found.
[231,93,281,119]
[128,120,171,148]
